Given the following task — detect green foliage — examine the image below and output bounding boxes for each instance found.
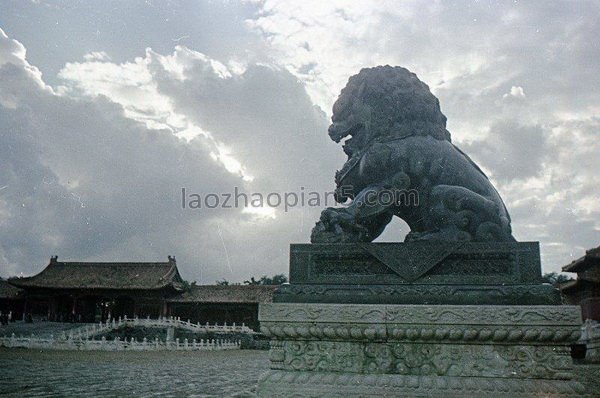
[216,274,288,285]
[180,280,197,292]
[542,272,574,286]
[244,274,288,285]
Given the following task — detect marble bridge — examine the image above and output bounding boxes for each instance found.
[0,316,253,351]
[62,315,255,340]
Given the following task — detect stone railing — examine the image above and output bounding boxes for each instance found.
[59,315,254,340]
[580,319,600,362]
[0,333,240,351]
[580,319,600,340]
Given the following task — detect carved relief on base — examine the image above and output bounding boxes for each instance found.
[258,370,589,398]
[273,340,574,380]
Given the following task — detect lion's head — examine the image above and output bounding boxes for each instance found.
[328,66,451,157]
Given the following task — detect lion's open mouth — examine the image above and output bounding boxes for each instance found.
[328,122,363,143]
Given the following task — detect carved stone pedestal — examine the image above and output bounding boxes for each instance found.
[275,242,561,305]
[257,303,586,397]
[257,242,593,396]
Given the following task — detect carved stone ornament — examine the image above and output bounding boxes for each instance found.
[311,66,515,244]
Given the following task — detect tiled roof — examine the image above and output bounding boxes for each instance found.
[563,245,600,273]
[167,285,278,304]
[0,279,22,299]
[9,257,183,290]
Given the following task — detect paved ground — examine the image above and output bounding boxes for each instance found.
[0,348,269,397]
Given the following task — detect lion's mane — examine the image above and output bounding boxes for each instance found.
[337,65,451,144]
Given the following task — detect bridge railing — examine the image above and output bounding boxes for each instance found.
[60,316,254,340]
[0,332,241,351]
[581,319,600,341]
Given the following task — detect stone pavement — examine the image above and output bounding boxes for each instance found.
[0,348,268,397]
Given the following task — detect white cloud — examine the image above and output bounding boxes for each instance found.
[503,85,526,99]
[0,28,52,108]
[2,0,600,278]
[58,46,259,182]
[0,29,336,282]
[83,51,111,62]
[245,1,600,271]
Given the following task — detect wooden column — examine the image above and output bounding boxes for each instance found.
[161,300,168,317]
[72,295,78,322]
[22,297,28,321]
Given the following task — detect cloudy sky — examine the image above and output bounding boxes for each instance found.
[1,0,598,282]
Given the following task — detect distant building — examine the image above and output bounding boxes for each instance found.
[9,256,185,322]
[7,256,277,329]
[561,245,600,321]
[0,279,24,321]
[167,285,277,330]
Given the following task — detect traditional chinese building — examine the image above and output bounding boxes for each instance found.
[560,245,600,321]
[6,256,278,329]
[9,256,184,322]
[166,285,277,330]
[0,279,24,321]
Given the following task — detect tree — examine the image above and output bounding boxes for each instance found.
[180,280,197,292]
[542,272,574,287]
[215,279,229,286]
[265,274,288,285]
[244,274,288,285]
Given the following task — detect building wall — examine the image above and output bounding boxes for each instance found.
[562,281,600,322]
[0,298,24,322]
[20,289,174,322]
[11,286,266,329]
[581,297,600,322]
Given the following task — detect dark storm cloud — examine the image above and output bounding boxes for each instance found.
[0,0,267,87]
[247,0,600,272]
[461,121,547,183]
[0,29,340,283]
[0,33,244,279]
[148,57,341,189]
[1,0,599,278]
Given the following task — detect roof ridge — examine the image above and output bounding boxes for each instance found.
[158,263,177,282]
[9,258,182,290]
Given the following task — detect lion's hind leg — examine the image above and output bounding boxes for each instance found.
[410,185,513,242]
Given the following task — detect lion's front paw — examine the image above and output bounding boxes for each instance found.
[310,208,369,243]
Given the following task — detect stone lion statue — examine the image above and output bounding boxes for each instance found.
[311,66,515,243]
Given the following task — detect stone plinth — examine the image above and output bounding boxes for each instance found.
[257,242,590,396]
[580,320,600,363]
[258,303,586,397]
[276,242,560,305]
